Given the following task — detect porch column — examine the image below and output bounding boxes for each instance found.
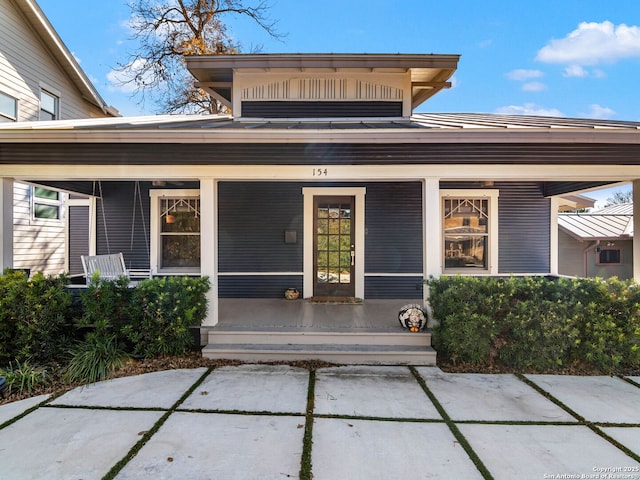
[200,178,218,326]
[423,178,441,281]
[634,180,640,282]
[0,178,13,271]
[549,196,560,276]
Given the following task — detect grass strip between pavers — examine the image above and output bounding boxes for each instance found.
[409,366,494,480]
[0,392,59,431]
[101,366,215,480]
[299,369,316,480]
[516,373,640,465]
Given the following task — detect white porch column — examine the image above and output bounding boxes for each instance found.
[549,196,560,276]
[0,178,14,271]
[200,178,218,326]
[423,177,441,287]
[634,180,640,283]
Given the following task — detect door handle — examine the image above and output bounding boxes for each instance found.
[351,247,355,266]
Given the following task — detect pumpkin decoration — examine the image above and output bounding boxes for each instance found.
[284,288,300,300]
[398,304,426,332]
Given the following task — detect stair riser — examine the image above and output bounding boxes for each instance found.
[201,350,437,365]
[207,332,431,347]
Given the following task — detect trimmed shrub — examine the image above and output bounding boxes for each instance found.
[123,276,210,357]
[427,275,640,373]
[0,270,72,364]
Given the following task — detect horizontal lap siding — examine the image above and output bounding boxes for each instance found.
[218,275,303,298]
[365,276,424,298]
[68,205,90,275]
[241,101,403,118]
[218,182,304,273]
[95,182,152,270]
[498,182,550,273]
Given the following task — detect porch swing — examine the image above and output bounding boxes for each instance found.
[81,181,152,283]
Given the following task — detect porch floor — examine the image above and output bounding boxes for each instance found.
[214,298,425,332]
[203,299,436,365]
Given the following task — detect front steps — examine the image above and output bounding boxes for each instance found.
[202,329,436,365]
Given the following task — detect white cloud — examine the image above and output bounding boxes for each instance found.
[107,58,156,93]
[536,21,640,66]
[581,104,616,119]
[478,39,493,48]
[506,69,544,81]
[522,81,547,92]
[592,69,607,78]
[563,64,588,77]
[495,103,564,117]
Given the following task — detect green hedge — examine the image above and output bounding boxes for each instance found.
[427,276,640,372]
[0,272,211,368]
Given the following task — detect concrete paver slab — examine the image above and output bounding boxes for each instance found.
[459,423,640,480]
[312,418,483,480]
[52,368,207,409]
[0,394,49,425]
[315,366,440,419]
[525,375,640,423]
[181,364,309,413]
[601,427,640,456]
[116,412,305,480]
[416,368,575,422]
[0,407,162,480]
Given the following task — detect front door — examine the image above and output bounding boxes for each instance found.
[313,196,355,297]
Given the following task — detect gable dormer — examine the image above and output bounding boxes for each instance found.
[185,53,459,119]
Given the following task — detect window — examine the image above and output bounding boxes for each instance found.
[32,187,62,221]
[598,249,621,265]
[151,190,201,273]
[0,91,17,121]
[441,190,499,274]
[40,90,58,120]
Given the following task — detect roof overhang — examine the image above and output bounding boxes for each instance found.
[185,53,460,111]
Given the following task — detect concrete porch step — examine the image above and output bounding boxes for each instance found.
[201,343,437,365]
[206,329,431,347]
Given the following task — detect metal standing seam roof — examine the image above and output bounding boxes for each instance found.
[1,112,640,132]
[558,203,634,240]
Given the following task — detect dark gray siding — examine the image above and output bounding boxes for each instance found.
[498,182,550,273]
[365,182,423,273]
[365,276,424,299]
[218,182,304,273]
[95,181,152,270]
[219,275,303,298]
[543,181,615,197]
[68,204,89,275]
[241,101,403,118]
[7,143,640,167]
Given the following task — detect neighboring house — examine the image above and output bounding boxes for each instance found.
[559,203,634,279]
[0,0,117,276]
[2,52,640,356]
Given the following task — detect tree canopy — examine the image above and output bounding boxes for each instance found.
[605,189,633,206]
[114,0,281,114]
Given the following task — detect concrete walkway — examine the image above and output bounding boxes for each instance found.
[0,365,639,480]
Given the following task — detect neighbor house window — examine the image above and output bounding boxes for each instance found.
[598,249,621,265]
[32,187,62,221]
[0,91,17,121]
[150,190,200,273]
[40,90,59,120]
[441,189,499,274]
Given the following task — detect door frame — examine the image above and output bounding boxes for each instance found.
[303,187,366,299]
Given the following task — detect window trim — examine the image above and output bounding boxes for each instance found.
[440,189,499,275]
[150,189,201,275]
[0,91,18,122]
[597,248,621,265]
[31,186,63,223]
[39,88,59,121]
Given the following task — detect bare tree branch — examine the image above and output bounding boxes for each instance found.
[114,0,282,113]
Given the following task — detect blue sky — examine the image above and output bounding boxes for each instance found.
[36,0,640,205]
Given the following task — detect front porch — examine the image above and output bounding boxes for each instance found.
[202,298,436,365]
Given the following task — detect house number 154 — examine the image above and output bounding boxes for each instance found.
[313,168,328,177]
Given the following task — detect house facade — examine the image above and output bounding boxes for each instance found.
[0,0,116,275]
[559,203,634,279]
[1,53,640,333]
